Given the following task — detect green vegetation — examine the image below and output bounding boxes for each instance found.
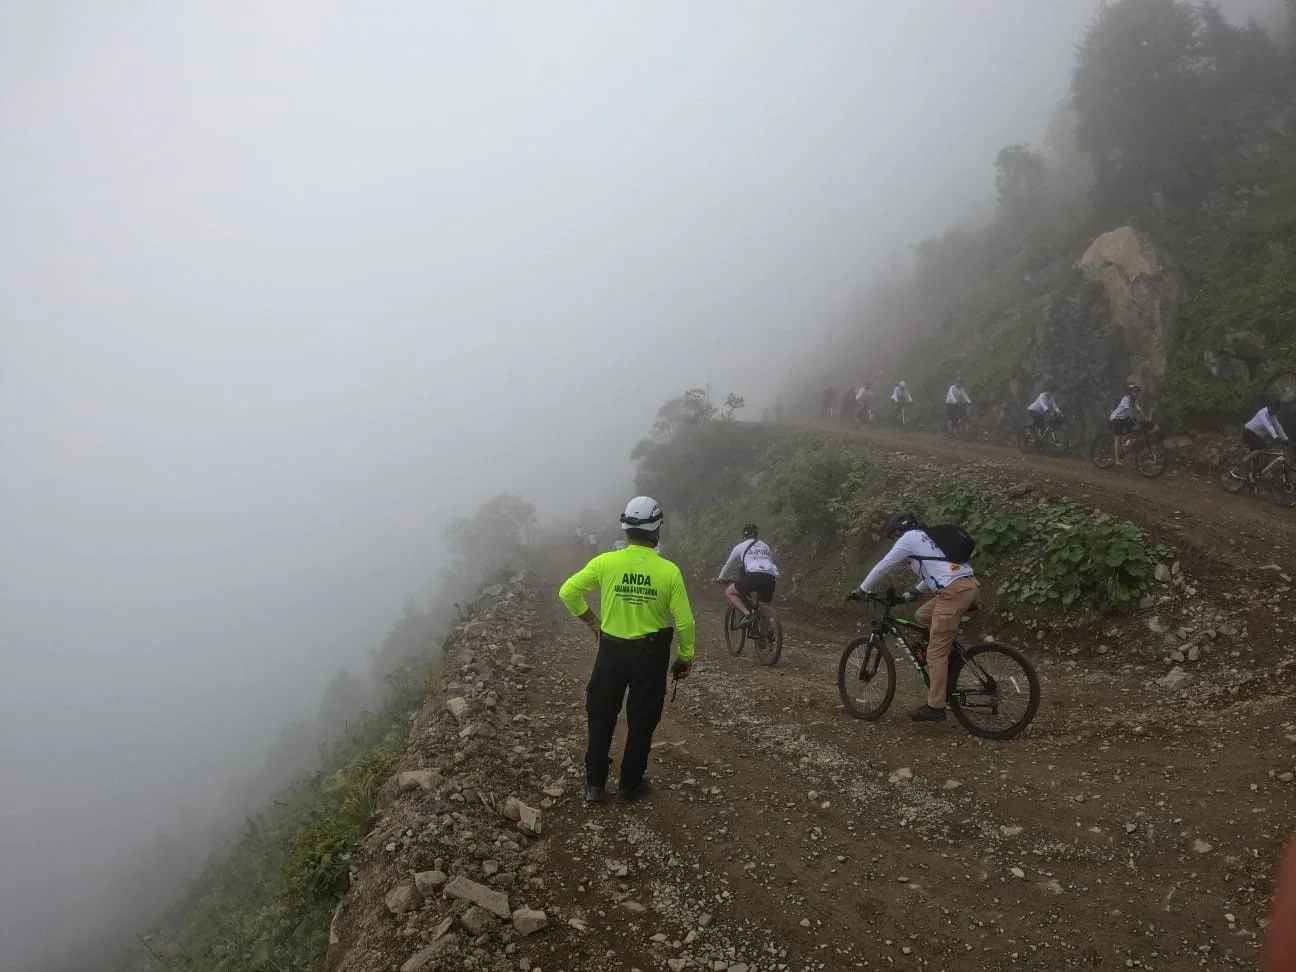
[137,666,429,972]
[641,404,1163,610]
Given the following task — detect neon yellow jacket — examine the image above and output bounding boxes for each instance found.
[558,544,696,660]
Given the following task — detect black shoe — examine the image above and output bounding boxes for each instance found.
[617,779,652,803]
[584,784,607,805]
[909,704,947,723]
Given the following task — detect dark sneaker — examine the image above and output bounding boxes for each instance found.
[617,779,652,803]
[584,784,607,805]
[909,704,947,723]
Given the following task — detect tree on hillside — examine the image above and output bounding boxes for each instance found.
[631,389,754,521]
[316,667,374,741]
[1073,0,1211,205]
[994,143,1050,216]
[444,492,536,585]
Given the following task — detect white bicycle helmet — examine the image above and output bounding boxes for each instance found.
[620,495,664,533]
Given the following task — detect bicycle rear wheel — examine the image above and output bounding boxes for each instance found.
[1136,441,1167,478]
[1219,458,1248,493]
[753,606,783,667]
[947,642,1039,740]
[836,635,896,720]
[723,606,746,656]
[1089,433,1116,469]
[1016,426,1038,453]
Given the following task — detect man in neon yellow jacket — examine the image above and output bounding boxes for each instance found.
[559,496,696,804]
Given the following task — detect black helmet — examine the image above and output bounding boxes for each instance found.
[881,511,919,538]
[742,523,759,539]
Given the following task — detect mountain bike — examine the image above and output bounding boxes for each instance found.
[851,401,874,427]
[720,582,783,666]
[1219,445,1296,507]
[945,407,971,439]
[894,403,911,428]
[836,588,1039,740]
[1089,421,1166,478]
[1017,415,1069,456]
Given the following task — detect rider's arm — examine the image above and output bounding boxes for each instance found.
[665,566,697,661]
[1272,412,1289,442]
[858,536,914,592]
[558,557,603,619]
[716,544,743,582]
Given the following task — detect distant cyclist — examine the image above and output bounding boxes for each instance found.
[1243,395,1290,483]
[847,512,978,723]
[1109,382,1148,466]
[715,523,779,629]
[891,381,912,423]
[945,377,971,434]
[1027,387,1062,429]
[854,383,874,424]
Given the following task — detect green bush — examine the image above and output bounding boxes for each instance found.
[767,442,856,534]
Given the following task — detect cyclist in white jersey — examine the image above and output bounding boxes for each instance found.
[945,378,971,434]
[715,523,780,628]
[1027,389,1062,429]
[1109,382,1147,465]
[1243,395,1290,481]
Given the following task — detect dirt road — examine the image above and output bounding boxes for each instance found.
[786,420,1296,574]
[512,571,1291,972]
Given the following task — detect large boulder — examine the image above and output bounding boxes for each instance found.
[1077,227,1182,393]
[1203,349,1251,382]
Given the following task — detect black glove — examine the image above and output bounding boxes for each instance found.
[671,658,693,680]
[846,589,865,602]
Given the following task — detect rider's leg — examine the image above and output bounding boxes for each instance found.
[916,578,980,711]
[725,582,749,618]
[1244,431,1268,481]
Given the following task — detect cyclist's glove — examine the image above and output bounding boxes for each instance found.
[845,589,866,603]
[902,589,922,603]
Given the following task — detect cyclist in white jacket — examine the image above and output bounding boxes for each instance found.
[716,524,779,628]
[945,378,971,434]
[1243,396,1290,481]
[847,512,978,723]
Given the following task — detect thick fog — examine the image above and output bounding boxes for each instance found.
[0,1,1131,967]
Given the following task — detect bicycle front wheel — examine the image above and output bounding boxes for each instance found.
[1272,468,1296,507]
[837,635,896,720]
[1044,425,1069,456]
[723,606,745,656]
[753,607,783,667]
[947,642,1039,740]
[1136,442,1167,478]
[1089,433,1116,469]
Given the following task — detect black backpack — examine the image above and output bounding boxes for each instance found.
[915,524,976,565]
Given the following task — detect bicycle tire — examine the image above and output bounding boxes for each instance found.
[836,635,896,720]
[753,607,783,667]
[1017,426,1037,453]
[1272,468,1296,507]
[1044,425,1069,456]
[1219,459,1249,494]
[947,642,1040,740]
[1089,433,1116,469]
[723,606,745,656]
[1136,442,1167,478]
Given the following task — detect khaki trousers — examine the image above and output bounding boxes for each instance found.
[914,577,979,709]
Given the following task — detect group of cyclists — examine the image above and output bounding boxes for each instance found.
[559,498,975,805]
[823,373,1290,480]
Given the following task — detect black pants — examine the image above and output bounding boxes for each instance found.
[585,629,673,790]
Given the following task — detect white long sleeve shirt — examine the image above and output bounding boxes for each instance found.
[1028,392,1059,415]
[858,530,975,594]
[717,539,779,581]
[1109,395,1145,422]
[855,386,872,404]
[946,385,971,406]
[1245,406,1288,441]
[891,386,912,404]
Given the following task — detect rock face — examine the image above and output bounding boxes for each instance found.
[1077,226,1182,393]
